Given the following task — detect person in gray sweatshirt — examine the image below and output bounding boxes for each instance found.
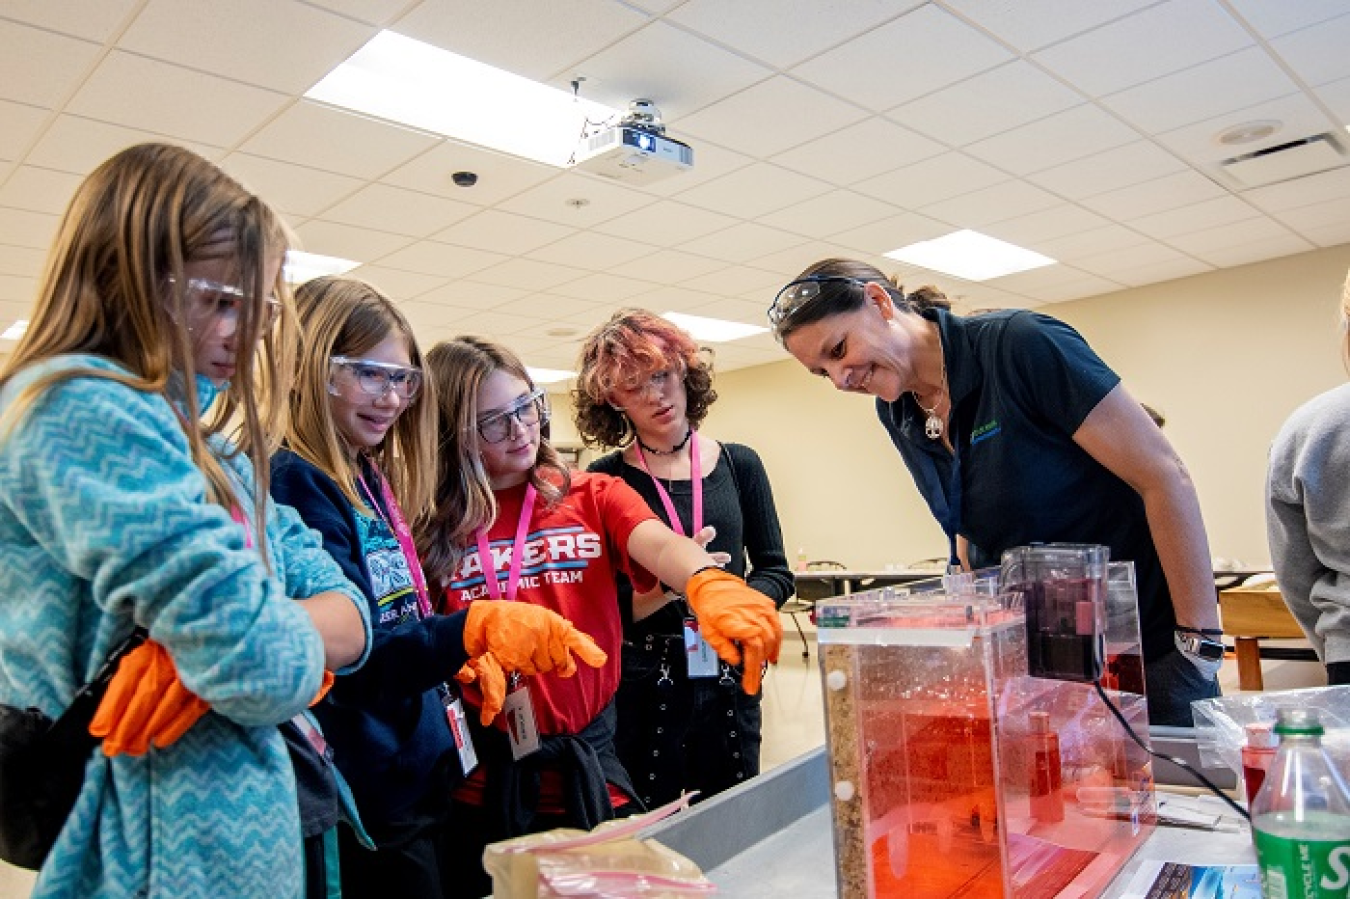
[1267,267,1350,687]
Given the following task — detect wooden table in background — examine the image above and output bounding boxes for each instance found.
[1219,585,1308,690]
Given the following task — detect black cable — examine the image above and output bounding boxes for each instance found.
[1092,680,1250,822]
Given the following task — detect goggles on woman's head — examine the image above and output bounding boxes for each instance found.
[768,275,871,329]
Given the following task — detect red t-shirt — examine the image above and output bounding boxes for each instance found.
[443,471,658,735]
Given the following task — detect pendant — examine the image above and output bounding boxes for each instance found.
[924,413,944,440]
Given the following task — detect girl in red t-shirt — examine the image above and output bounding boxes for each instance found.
[419,336,781,896]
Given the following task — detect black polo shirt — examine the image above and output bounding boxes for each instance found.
[878,308,1175,662]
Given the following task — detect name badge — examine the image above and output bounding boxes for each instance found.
[504,681,541,760]
[684,617,720,678]
[442,688,478,776]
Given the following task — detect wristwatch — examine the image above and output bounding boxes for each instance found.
[1176,631,1225,661]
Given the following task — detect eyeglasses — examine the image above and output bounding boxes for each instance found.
[767,275,869,329]
[329,356,424,400]
[171,276,282,335]
[613,364,684,400]
[477,386,548,444]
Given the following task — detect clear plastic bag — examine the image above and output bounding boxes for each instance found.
[1191,685,1350,779]
[484,796,716,898]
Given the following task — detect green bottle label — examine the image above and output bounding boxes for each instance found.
[1254,829,1350,899]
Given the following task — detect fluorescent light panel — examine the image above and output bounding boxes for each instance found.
[884,229,1055,281]
[284,250,360,285]
[661,312,767,343]
[306,31,619,168]
[1,320,27,341]
[528,367,575,385]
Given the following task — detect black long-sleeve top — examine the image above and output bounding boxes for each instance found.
[588,442,793,636]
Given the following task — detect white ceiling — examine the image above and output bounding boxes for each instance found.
[3,0,1350,373]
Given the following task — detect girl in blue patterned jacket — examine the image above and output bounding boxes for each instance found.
[0,143,373,898]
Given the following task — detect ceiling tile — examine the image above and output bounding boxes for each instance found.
[417,280,528,309]
[828,211,951,256]
[528,230,656,269]
[1032,224,1152,262]
[682,263,782,300]
[549,271,666,302]
[118,0,375,94]
[0,274,39,304]
[676,221,805,264]
[983,204,1113,248]
[854,153,1008,209]
[1278,215,1350,248]
[510,293,609,323]
[1026,141,1189,200]
[1,0,141,42]
[675,163,831,219]
[942,0,1158,53]
[25,115,224,176]
[668,0,920,69]
[770,118,944,187]
[294,220,415,263]
[0,20,101,110]
[757,190,899,239]
[382,139,559,205]
[0,166,83,215]
[321,184,478,238]
[0,207,60,250]
[68,52,290,147]
[396,299,478,342]
[1316,74,1350,125]
[1071,240,1207,282]
[1111,256,1214,287]
[1152,93,1338,170]
[1032,0,1253,98]
[1163,215,1303,255]
[393,0,648,83]
[1187,231,1317,268]
[1242,166,1350,214]
[1225,0,1350,39]
[999,272,1126,303]
[965,105,1137,177]
[375,240,508,279]
[0,244,48,279]
[468,257,590,292]
[677,76,868,159]
[1270,12,1350,86]
[242,100,440,179]
[433,209,576,256]
[1079,170,1228,221]
[0,100,50,163]
[620,284,717,313]
[219,153,361,218]
[295,0,410,27]
[561,21,770,122]
[634,141,754,198]
[1100,46,1298,135]
[345,265,449,301]
[890,61,1083,147]
[919,180,1063,229]
[792,5,1012,112]
[606,249,725,284]
[1126,195,1262,240]
[592,200,737,247]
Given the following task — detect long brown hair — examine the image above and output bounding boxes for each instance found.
[418,336,570,587]
[286,276,436,521]
[572,307,717,448]
[0,142,294,559]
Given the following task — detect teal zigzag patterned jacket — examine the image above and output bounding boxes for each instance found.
[0,356,370,898]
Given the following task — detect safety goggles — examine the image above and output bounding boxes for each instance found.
[170,276,282,334]
[612,362,685,401]
[329,356,424,400]
[767,275,869,329]
[476,386,549,444]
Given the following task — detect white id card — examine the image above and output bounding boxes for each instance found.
[504,684,541,760]
[444,694,478,776]
[683,617,720,678]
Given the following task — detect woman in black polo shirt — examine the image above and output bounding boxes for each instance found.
[768,257,1222,726]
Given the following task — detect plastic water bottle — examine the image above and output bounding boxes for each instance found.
[1250,708,1350,899]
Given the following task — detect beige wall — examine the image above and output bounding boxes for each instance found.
[692,243,1350,571]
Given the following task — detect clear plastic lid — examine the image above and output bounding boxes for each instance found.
[1244,721,1278,749]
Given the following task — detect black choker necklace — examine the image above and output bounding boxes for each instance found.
[637,427,692,456]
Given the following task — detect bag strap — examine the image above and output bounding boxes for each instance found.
[47,627,148,745]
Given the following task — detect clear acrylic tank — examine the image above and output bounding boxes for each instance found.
[816,565,1154,899]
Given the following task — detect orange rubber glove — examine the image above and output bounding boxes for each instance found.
[463,601,607,678]
[455,652,507,725]
[310,670,335,707]
[684,568,783,695]
[90,640,210,757]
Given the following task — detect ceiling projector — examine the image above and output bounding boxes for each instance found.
[571,99,693,185]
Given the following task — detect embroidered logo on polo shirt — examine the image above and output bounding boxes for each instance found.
[971,420,1001,445]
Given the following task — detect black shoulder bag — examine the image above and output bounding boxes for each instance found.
[0,626,146,870]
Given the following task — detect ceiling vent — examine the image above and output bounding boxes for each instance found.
[1218,132,1348,189]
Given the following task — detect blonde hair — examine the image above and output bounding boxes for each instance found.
[0,142,294,561]
[286,276,436,521]
[418,337,570,587]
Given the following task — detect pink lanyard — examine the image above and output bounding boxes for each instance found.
[474,484,538,602]
[357,463,434,619]
[633,432,701,537]
[230,506,254,548]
